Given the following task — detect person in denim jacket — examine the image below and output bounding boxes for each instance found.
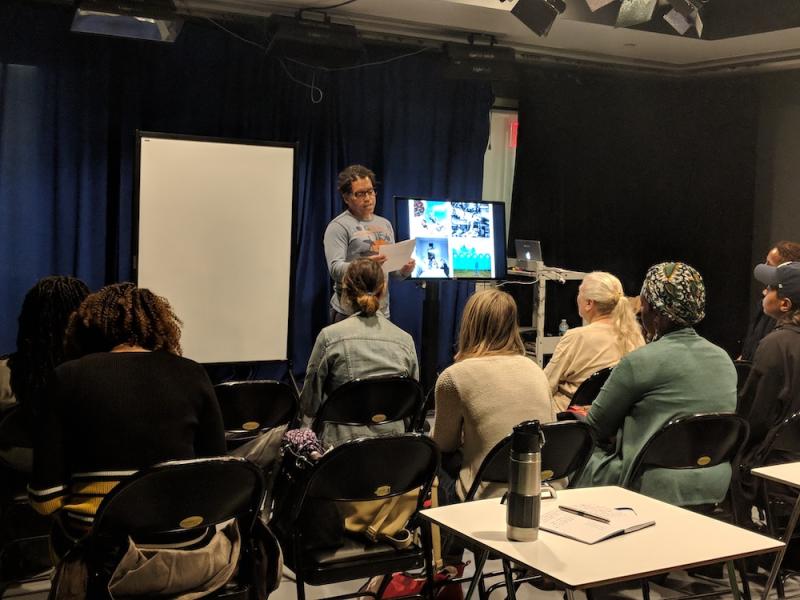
[300,259,419,446]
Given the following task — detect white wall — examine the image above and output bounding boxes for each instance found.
[482,109,518,242]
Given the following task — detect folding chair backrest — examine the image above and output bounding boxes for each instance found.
[92,457,264,538]
[625,413,749,489]
[764,410,800,455]
[312,376,424,434]
[540,421,594,484]
[569,367,613,407]
[463,420,593,501]
[214,380,298,439]
[734,361,752,393]
[464,434,512,501]
[302,435,438,504]
[0,405,32,450]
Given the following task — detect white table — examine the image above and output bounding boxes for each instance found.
[752,462,800,599]
[420,486,782,600]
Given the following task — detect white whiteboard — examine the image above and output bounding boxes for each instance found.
[136,134,295,363]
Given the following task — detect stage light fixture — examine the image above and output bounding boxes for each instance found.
[664,0,708,36]
[510,0,567,37]
[615,0,657,27]
[71,0,183,42]
[585,0,617,11]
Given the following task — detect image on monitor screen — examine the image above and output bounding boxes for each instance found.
[394,197,507,280]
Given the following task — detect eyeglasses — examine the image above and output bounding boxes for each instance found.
[351,189,377,200]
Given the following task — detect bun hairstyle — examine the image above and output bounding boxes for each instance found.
[342,259,385,316]
[580,271,644,355]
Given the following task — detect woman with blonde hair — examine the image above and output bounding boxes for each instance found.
[545,271,645,411]
[432,288,553,503]
[300,258,419,446]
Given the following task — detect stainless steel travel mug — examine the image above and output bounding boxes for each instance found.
[506,420,544,541]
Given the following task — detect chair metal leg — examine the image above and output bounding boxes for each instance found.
[478,572,489,600]
[736,559,752,600]
[293,538,306,600]
[421,521,436,600]
[726,561,742,600]
[640,579,651,600]
[761,493,800,600]
[465,549,489,600]
[776,573,786,600]
[502,559,517,600]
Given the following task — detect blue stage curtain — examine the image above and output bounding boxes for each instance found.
[0,2,492,382]
[0,5,109,346]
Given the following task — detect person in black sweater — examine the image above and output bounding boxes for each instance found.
[28,283,225,548]
[736,262,800,522]
[740,241,800,361]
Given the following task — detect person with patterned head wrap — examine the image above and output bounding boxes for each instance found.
[574,262,736,506]
[640,262,706,336]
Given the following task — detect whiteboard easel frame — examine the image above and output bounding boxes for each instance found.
[131,130,299,367]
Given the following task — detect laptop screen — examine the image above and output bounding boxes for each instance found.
[514,239,542,262]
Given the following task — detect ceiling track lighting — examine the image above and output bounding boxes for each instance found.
[505,0,567,37]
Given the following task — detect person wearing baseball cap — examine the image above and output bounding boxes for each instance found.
[740,241,800,361]
[736,261,800,526]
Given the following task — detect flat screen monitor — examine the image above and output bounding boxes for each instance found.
[394,197,507,280]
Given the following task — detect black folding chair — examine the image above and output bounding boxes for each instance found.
[214,380,299,450]
[734,360,753,394]
[459,421,594,599]
[59,456,267,600]
[746,410,800,599]
[623,413,751,600]
[312,376,426,441]
[272,434,439,600]
[569,367,613,408]
[0,405,52,593]
[464,420,594,501]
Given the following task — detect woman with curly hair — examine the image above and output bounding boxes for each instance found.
[29,283,225,556]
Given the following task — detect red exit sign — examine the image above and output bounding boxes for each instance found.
[509,120,518,148]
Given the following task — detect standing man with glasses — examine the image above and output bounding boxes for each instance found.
[324,165,415,323]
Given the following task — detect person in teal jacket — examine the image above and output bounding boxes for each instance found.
[575,262,737,506]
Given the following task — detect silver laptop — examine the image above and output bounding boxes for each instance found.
[514,239,542,269]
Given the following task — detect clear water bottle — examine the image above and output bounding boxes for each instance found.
[507,420,544,542]
[558,319,569,336]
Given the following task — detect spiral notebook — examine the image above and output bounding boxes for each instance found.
[540,503,655,544]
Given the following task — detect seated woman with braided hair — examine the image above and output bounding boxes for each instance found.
[574,262,736,506]
[28,283,226,562]
[300,258,419,447]
[3,276,89,471]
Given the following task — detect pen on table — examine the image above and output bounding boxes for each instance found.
[558,506,611,524]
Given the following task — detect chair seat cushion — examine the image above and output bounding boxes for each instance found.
[310,535,417,566]
[285,534,425,585]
